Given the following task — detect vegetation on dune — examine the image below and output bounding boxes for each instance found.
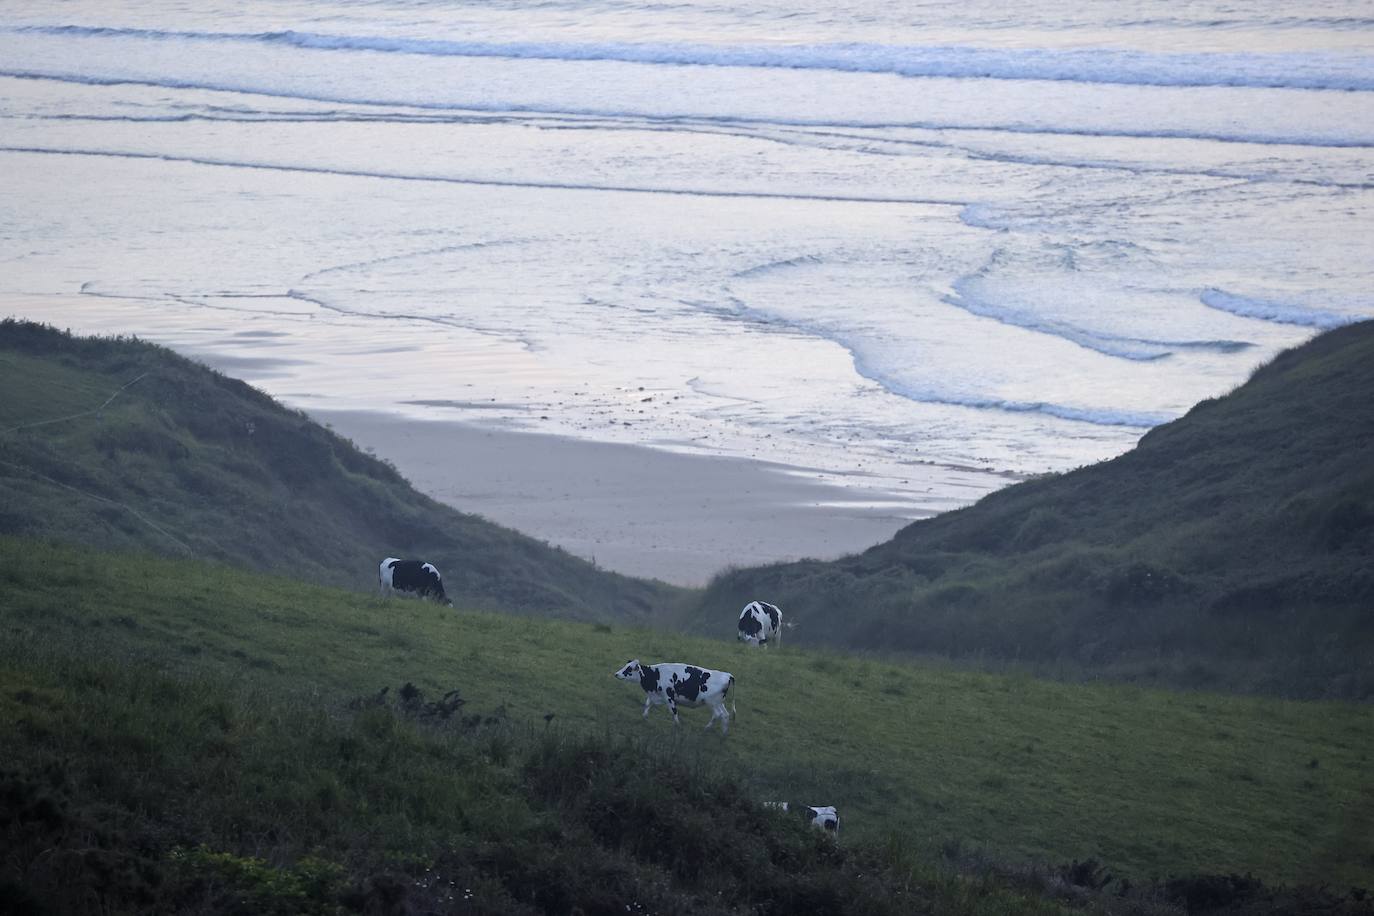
[690,322,1374,698]
[0,319,679,621]
[2,535,1371,910]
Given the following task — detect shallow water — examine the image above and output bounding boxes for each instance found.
[2,0,1371,515]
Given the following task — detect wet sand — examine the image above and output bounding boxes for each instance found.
[316,410,928,587]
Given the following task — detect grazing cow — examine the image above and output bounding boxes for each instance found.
[738,600,783,647]
[378,557,452,606]
[767,802,840,835]
[613,659,735,733]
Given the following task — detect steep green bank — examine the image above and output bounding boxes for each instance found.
[4,641,982,916]
[691,322,1374,697]
[3,535,1370,895]
[0,320,677,620]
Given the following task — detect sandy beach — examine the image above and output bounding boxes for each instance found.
[316,410,928,587]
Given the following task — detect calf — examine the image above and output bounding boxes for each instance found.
[613,659,735,734]
[767,802,840,835]
[738,600,783,647]
[379,557,452,606]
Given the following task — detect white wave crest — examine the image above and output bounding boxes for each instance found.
[1199,289,1362,328]
[945,281,1252,361]
[13,24,1374,92]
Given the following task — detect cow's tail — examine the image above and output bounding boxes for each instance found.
[729,674,737,718]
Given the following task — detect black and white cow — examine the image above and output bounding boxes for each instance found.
[767,802,840,835]
[737,600,783,647]
[378,557,452,606]
[613,659,735,734]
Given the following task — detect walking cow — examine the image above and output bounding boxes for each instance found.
[378,557,452,606]
[613,659,735,734]
[738,600,783,647]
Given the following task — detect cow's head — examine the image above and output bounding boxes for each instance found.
[613,659,642,680]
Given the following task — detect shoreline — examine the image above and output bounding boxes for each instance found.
[315,409,930,587]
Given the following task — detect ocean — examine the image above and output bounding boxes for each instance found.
[3,0,1372,518]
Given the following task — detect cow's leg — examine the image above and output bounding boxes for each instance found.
[666,691,679,725]
[642,694,654,719]
[703,704,718,731]
[716,702,731,736]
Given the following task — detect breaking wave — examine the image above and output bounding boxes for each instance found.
[945,278,1253,361]
[1200,288,1363,328]
[12,24,1374,92]
[850,351,1173,427]
[693,294,1172,428]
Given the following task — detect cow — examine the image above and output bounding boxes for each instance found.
[613,659,735,734]
[766,802,840,835]
[378,557,452,606]
[738,600,783,647]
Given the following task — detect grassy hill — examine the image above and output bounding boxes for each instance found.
[688,322,1374,698]
[2,535,1371,914]
[0,319,677,621]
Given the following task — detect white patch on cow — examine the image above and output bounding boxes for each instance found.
[614,659,736,734]
[379,557,402,594]
[806,805,840,834]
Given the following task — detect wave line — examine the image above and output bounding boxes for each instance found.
[13,24,1374,92]
[0,144,965,206]
[4,70,1372,148]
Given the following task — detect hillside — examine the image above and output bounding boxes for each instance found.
[0,320,677,620]
[2,535,1371,907]
[690,322,1374,698]
[0,544,1015,916]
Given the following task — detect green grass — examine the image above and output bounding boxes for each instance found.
[3,536,1371,893]
[3,642,979,915]
[0,542,1095,916]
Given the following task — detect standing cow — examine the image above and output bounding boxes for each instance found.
[738,600,783,647]
[613,659,735,734]
[378,557,452,606]
[767,802,840,835]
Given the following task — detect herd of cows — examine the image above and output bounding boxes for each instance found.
[379,560,839,835]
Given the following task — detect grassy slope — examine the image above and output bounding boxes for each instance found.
[690,322,1374,697]
[0,320,678,621]
[2,627,974,916]
[3,536,1370,893]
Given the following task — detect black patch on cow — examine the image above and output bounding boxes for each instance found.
[638,665,661,694]
[821,817,838,832]
[738,608,763,637]
[761,603,780,630]
[387,559,449,604]
[669,666,711,703]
